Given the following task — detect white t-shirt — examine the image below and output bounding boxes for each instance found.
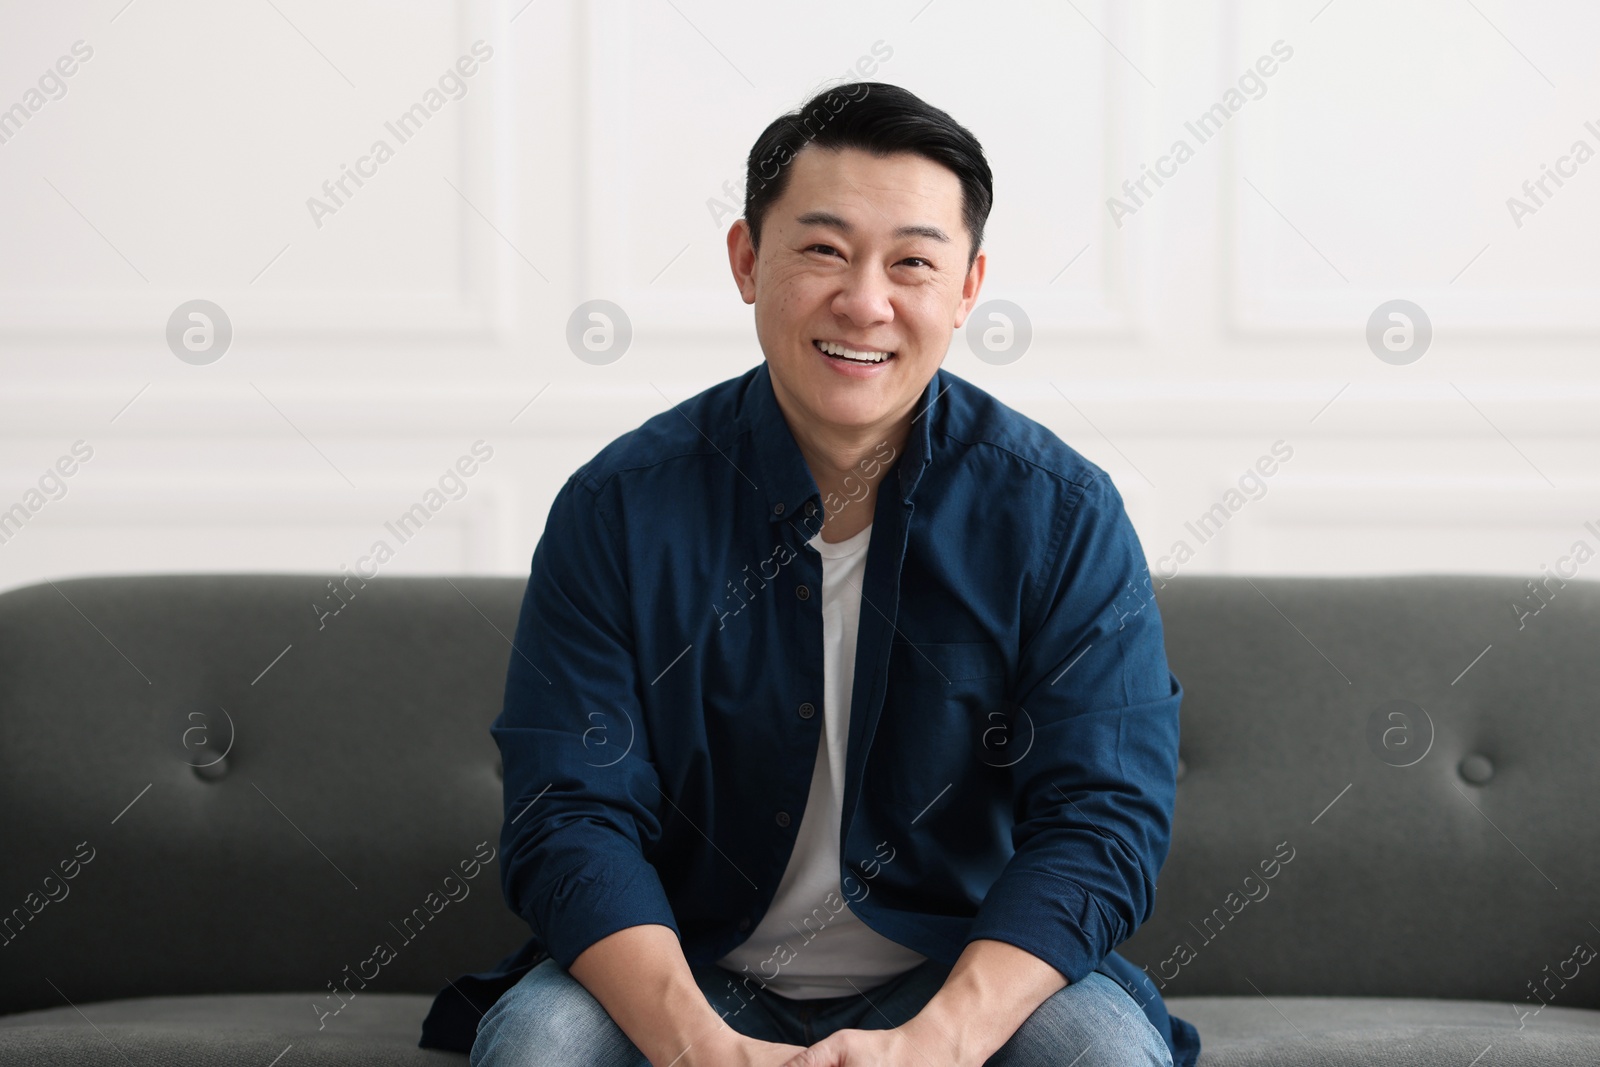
[714,521,929,998]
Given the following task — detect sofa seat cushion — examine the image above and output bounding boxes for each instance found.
[0,992,463,1065]
[1164,995,1600,1066]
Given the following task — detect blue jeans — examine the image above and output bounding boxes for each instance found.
[471,954,1172,1066]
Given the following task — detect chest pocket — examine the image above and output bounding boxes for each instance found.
[869,640,1011,815]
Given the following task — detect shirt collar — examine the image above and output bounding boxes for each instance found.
[738,360,942,523]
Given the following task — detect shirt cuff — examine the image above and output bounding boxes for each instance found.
[962,869,1117,984]
[526,844,681,968]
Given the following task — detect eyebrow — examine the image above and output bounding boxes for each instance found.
[794,210,950,244]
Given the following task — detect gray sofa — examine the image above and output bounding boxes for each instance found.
[1,572,1596,1065]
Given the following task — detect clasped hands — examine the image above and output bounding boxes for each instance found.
[690,1012,964,1067]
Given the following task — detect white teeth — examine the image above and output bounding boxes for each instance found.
[816,340,892,363]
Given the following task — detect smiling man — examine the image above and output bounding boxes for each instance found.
[420,82,1198,1067]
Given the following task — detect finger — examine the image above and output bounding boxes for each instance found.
[790,1044,831,1067]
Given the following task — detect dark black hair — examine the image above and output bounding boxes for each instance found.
[742,82,993,269]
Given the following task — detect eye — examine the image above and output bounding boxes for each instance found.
[900,257,932,268]
[805,244,843,257]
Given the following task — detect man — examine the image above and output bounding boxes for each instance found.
[420,81,1199,1067]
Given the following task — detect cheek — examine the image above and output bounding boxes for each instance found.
[899,290,958,338]
[754,277,796,314]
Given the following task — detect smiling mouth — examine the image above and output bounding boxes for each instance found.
[814,339,895,364]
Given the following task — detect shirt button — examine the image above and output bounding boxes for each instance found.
[805,501,817,517]
[796,584,810,601]
[775,810,791,828]
[798,702,815,719]
[773,502,785,515]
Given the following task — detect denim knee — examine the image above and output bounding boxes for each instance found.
[986,971,1172,1067]
[470,957,649,1067]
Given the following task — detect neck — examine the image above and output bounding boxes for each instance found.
[771,386,915,544]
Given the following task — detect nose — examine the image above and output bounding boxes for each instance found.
[830,263,895,329]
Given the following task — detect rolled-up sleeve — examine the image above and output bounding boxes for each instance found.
[963,471,1183,983]
[492,471,680,968]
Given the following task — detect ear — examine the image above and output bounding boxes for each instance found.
[727,219,758,305]
[951,247,987,328]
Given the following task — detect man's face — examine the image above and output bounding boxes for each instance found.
[728,145,985,439]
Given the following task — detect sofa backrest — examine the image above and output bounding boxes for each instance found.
[0,574,530,1017]
[2,573,1596,1016]
[1126,574,1600,1011]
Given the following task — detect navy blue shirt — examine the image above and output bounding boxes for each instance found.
[420,361,1198,1066]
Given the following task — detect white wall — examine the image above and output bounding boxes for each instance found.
[3,0,1598,596]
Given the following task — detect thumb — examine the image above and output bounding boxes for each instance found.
[784,1046,827,1067]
